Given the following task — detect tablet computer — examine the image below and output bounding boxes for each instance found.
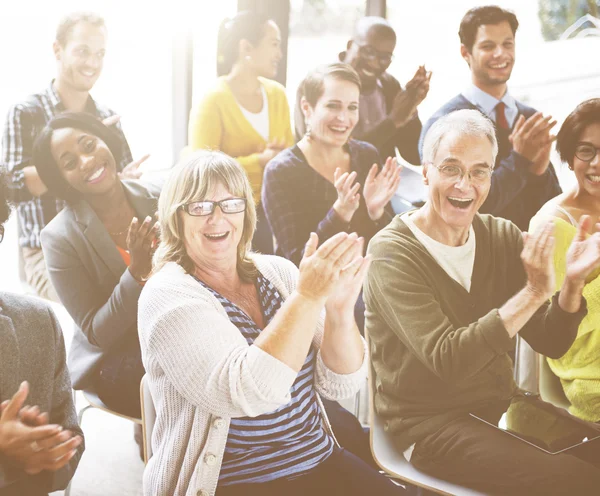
[470,395,600,455]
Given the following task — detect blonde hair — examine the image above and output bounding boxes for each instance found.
[153,150,258,280]
[300,62,362,107]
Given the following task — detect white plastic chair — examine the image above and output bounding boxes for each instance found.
[140,375,156,463]
[366,333,485,496]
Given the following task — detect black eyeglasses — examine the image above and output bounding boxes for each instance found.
[575,143,600,163]
[0,224,4,244]
[181,198,247,217]
[355,43,393,66]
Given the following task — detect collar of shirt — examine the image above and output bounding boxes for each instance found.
[45,79,99,115]
[462,83,518,129]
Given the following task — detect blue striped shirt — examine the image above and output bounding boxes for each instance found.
[195,272,334,486]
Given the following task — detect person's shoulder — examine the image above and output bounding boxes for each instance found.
[368,215,413,255]
[194,78,231,105]
[260,77,287,97]
[4,89,48,118]
[476,213,522,244]
[264,146,299,174]
[378,72,401,91]
[253,254,298,292]
[515,101,538,119]
[349,139,379,157]
[0,292,55,328]
[428,94,473,121]
[41,206,78,242]
[122,178,161,199]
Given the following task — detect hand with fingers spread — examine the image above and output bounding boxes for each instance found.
[127,215,160,283]
[521,221,556,301]
[297,232,364,304]
[363,157,401,221]
[509,112,557,175]
[391,66,431,128]
[0,382,82,475]
[565,215,600,284]
[333,168,361,223]
[119,154,150,180]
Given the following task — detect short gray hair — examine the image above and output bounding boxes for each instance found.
[422,109,498,166]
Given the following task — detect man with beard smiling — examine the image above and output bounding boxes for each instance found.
[1,12,141,301]
[295,17,430,165]
[420,6,561,232]
[365,109,600,494]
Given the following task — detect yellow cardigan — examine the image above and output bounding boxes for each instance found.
[188,77,294,198]
[530,213,600,421]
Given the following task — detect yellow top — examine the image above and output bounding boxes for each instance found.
[530,213,600,421]
[187,76,294,199]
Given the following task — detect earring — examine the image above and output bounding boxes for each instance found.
[568,164,574,170]
[305,123,312,139]
[245,55,252,62]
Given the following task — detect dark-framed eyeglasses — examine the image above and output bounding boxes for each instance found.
[434,164,493,184]
[181,198,247,217]
[355,43,393,66]
[0,224,4,244]
[575,143,600,163]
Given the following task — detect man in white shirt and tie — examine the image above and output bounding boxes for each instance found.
[420,5,561,230]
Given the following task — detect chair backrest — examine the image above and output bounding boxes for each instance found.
[538,355,571,410]
[365,331,485,496]
[140,375,156,464]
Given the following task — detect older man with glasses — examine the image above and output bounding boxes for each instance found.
[294,17,430,165]
[364,109,600,494]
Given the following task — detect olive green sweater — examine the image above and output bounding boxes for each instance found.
[364,213,586,450]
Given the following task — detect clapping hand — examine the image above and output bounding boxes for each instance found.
[521,221,556,301]
[326,235,371,314]
[565,215,600,284]
[363,157,401,221]
[127,216,160,283]
[119,154,150,180]
[0,382,82,475]
[333,168,361,223]
[509,112,557,176]
[391,65,431,128]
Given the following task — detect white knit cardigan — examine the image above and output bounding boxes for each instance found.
[137,255,368,496]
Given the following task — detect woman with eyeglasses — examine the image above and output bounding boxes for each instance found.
[187,10,294,254]
[530,98,600,422]
[33,112,159,423]
[138,150,407,496]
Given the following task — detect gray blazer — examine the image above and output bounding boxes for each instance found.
[41,180,160,390]
[0,292,84,495]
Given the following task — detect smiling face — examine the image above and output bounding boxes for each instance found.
[302,76,360,147]
[573,122,600,197]
[246,20,282,79]
[179,182,245,270]
[461,21,515,90]
[345,28,395,92]
[50,127,118,197]
[54,21,107,92]
[424,132,493,233]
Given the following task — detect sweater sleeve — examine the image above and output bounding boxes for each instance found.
[262,156,349,266]
[139,279,298,418]
[41,227,141,350]
[364,233,516,386]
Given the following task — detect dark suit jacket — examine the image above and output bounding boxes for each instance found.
[419,94,562,231]
[0,293,84,495]
[294,72,422,164]
[40,180,160,390]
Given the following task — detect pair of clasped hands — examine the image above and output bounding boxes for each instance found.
[333,157,402,224]
[0,382,82,475]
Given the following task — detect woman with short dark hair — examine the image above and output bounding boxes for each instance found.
[34,112,159,419]
[530,98,600,421]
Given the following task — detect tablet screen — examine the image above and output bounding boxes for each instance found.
[470,395,600,454]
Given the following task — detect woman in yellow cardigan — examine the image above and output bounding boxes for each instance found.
[188,11,294,254]
[530,98,600,421]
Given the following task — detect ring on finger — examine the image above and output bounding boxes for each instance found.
[30,441,42,452]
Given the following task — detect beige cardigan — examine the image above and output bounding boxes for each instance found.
[138,255,367,496]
